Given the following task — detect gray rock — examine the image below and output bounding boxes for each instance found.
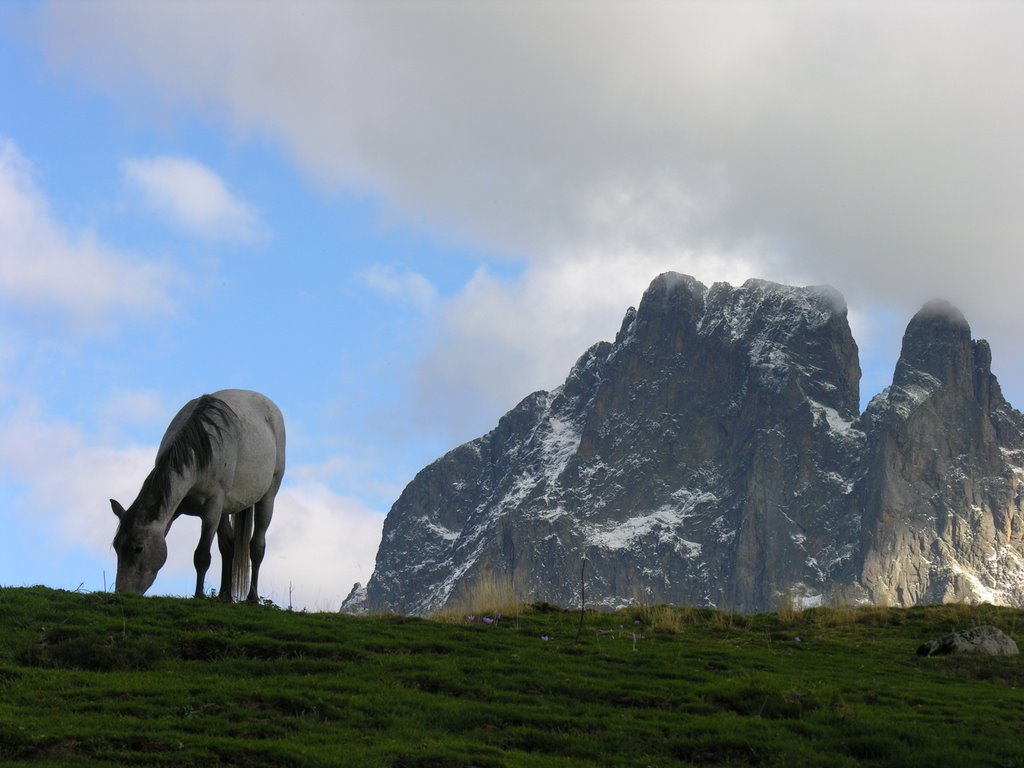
[917,626,1019,656]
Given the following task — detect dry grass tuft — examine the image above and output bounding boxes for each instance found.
[434,572,523,623]
[807,602,857,628]
[626,598,746,633]
[774,585,802,623]
[642,605,688,634]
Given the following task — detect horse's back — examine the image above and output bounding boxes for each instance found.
[213,389,285,437]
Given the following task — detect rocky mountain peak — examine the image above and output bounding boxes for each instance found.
[893,298,974,397]
[701,278,859,419]
[867,298,1004,432]
[362,275,1024,615]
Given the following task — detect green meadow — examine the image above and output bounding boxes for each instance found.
[1,586,1023,766]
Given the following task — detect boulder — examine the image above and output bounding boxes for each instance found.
[916,625,1019,657]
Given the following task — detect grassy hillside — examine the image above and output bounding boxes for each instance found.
[1,587,1023,767]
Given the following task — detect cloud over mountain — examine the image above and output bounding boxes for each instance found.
[34,2,1024,433]
[36,3,1024,292]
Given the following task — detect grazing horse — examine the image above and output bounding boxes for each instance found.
[110,389,286,602]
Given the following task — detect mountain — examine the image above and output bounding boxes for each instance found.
[360,274,1024,615]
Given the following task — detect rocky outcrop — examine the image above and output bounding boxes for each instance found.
[340,582,368,615]
[917,626,1019,656]
[364,273,1024,615]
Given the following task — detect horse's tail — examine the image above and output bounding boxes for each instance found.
[232,506,254,602]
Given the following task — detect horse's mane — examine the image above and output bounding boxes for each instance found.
[133,395,236,522]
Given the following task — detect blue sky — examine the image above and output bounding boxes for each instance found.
[3,2,1024,610]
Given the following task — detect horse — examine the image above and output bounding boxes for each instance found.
[110,389,286,602]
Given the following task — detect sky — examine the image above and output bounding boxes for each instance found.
[3,1,1024,611]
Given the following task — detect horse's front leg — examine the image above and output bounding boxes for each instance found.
[192,500,223,599]
[215,514,235,600]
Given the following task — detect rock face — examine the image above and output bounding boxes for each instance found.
[917,626,1019,657]
[364,273,1024,615]
[858,301,1024,607]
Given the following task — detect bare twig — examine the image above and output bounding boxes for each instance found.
[575,556,587,643]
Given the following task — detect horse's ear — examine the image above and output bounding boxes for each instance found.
[110,499,126,519]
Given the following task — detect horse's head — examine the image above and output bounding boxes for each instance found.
[110,499,168,595]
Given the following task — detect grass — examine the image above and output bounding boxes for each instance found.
[1,587,1024,766]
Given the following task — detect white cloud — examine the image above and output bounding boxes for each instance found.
[361,263,438,312]
[0,137,180,320]
[122,155,265,242]
[32,2,1024,407]
[35,4,1024,291]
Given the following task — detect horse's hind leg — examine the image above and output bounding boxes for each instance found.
[246,492,276,603]
[215,514,235,600]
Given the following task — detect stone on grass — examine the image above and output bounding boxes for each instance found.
[916,625,1019,657]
